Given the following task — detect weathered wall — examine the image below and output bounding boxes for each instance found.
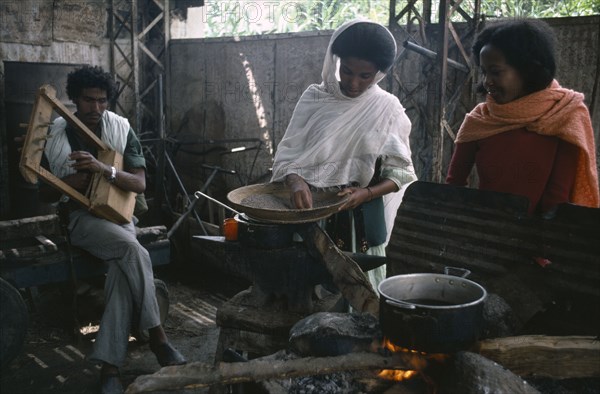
[169,16,600,197]
[168,30,331,200]
[0,0,117,219]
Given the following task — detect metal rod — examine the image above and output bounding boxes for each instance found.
[194,190,240,215]
[167,193,199,239]
[403,40,469,73]
[165,152,207,235]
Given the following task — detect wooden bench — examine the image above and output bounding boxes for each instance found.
[0,214,170,289]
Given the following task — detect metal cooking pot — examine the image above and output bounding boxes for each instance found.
[235,213,298,249]
[378,268,487,353]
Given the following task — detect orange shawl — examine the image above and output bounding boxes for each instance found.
[456,80,599,208]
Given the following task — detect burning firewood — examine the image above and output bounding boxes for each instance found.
[124,351,411,393]
[125,335,600,393]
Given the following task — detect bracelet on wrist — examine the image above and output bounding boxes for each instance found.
[366,186,373,201]
[107,166,117,183]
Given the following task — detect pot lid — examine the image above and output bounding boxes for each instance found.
[227,183,348,224]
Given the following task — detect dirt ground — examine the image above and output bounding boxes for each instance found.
[2,259,599,394]
[0,264,249,394]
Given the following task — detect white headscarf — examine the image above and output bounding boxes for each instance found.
[271,19,413,190]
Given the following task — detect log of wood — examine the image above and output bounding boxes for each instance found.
[126,335,600,393]
[0,214,61,241]
[298,224,379,315]
[125,351,410,393]
[476,335,600,378]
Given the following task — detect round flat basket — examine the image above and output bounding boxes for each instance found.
[227,183,348,224]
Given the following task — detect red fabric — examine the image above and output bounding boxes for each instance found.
[447,128,579,214]
[453,80,599,208]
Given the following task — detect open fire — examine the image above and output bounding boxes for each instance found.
[377,338,449,383]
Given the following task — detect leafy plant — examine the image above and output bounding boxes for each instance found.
[199,0,598,38]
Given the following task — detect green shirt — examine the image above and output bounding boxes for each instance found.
[65,123,146,170]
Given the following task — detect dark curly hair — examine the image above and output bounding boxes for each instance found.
[332,22,396,72]
[472,19,556,94]
[66,65,117,101]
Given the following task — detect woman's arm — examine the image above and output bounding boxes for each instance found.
[446,142,477,185]
[337,179,399,211]
[539,140,579,214]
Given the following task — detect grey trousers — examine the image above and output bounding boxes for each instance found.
[67,210,161,367]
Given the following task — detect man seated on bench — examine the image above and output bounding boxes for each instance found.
[39,65,186,394]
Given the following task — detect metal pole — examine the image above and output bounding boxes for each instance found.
[154,74,165,221]
[403,40,469,73]
[132,0,140,131]
[435,0,451,184]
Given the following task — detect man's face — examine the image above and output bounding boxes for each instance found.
[74,87,108,129]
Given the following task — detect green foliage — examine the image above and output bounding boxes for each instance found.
[201,0,388,38]
[199,0,598,38]
[480,0,599,18]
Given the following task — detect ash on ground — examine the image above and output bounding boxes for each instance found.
[288,372,365,394]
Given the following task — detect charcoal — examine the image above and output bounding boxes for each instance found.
[288,372,363,394]
[289,312,381,356]
[481,293,521,339]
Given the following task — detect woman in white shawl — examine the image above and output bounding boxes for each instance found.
[271,19,417,289]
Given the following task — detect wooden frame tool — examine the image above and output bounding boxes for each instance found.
[19,84,136,224]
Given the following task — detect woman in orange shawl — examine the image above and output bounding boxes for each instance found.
[446,19,599,215]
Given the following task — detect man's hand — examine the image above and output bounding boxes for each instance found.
[285,174,313,209]
[69,151,108,175]
[62,172,92,193]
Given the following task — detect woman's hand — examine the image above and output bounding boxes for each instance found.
[337,187,372,211]
[285,174,313,209]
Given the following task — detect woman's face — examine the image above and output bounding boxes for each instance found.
[338,56,378,98]
[479,44,527,104]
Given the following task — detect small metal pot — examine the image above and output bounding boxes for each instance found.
[235,213,297,249]
[378,268,487,353]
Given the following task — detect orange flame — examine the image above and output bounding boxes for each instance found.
[377,338,449,382]
[377,368,418,381]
